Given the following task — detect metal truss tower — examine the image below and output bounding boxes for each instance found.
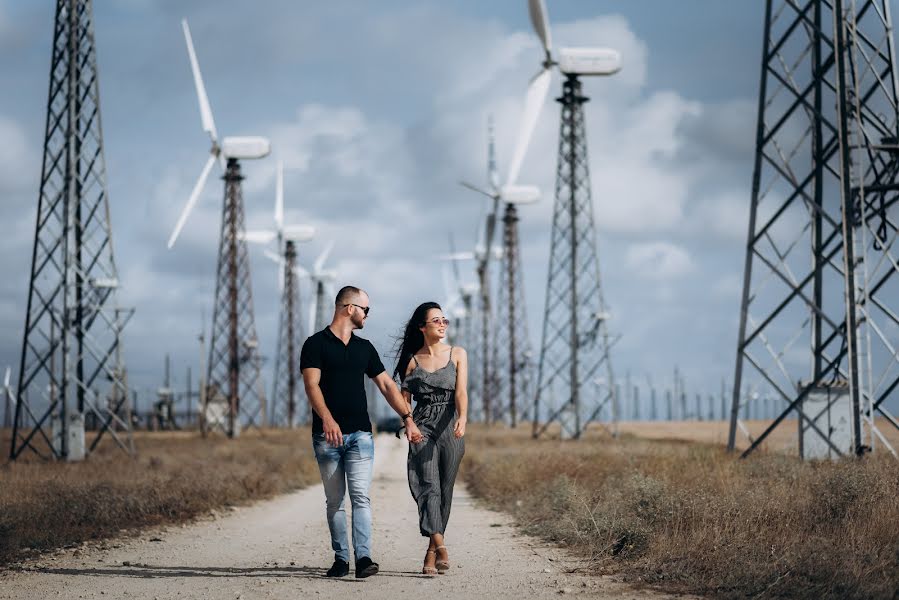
[465,299,485,422]
[10,0,134,461]
[271,240,306,427]
[492,202,534,427]
[731,0,899,458]
[205,159,266,437]
[533,75,618,439]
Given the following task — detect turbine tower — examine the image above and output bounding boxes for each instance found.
[494,191,538,427]
[245,161,315,427]
[306,242,337,334]
[460,116,540,424]
[509,0,622,439]
[441,249,478,355]
[168,19,269,438]
[461,118,540,425]
[730,0,899,458]
[10,0,134,461]
[440,237,482,417]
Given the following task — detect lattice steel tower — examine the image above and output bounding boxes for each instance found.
[460,116,541,423]
[730,0,899,458]
[10,0,134,461]
[533,75,618,439]
[492,201,535,427]
[271,239,306,427]
[205,161,267,437]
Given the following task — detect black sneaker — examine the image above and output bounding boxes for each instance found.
[355,556,379,578]
[325,558,349,577]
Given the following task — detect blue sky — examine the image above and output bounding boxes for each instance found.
[3,1,889,422]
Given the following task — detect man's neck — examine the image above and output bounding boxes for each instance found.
[328,319,355,344]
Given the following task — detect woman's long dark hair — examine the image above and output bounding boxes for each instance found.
[393,302,442,383]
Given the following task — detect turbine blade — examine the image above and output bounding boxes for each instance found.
[487,114,500,191]
[263,249,283,264]
[168,153,217,249]
[314,240,335,273]
[181,19,218,144]
[528,0,553,56]
[275,160,284,230]
[3,366,9,388]
[506,67,552,186]
[459,180,496,200]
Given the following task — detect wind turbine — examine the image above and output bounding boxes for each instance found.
[459,116,540,424]
[510,0,622,439]
[245,161,314,428]
[304,242,338,334]
[245,160,315,291]
[167,18,270,438]
[505,0,621,187]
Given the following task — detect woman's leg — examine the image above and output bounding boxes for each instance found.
[437,431,465,534]
[407,437,443,537]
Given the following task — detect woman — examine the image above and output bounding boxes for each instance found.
[394,301,468,576]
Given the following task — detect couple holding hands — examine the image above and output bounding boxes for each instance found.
[300,286,468,578]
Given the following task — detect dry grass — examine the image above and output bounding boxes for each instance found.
[0,428,320,566]
[615,418,899,454]
[462,425,899,600]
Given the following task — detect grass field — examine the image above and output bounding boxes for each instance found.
[0,428,320,566]
[3,422,897,598]
[462,424,899,600]
[615,418,899,454]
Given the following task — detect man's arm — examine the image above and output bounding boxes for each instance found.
[302,367,343,447]
[372,371,423,443]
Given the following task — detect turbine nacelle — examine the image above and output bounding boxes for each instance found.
[500,184,540,205]
[283,224,315,243]
[557,47,622,76]
[221,136,271,161]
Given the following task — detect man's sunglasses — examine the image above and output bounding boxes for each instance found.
[343,303,370,316]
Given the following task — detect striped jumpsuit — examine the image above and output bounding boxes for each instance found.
[403,348,465,537]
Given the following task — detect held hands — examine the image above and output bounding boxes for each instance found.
[323,417,343,447]
[453,415,466,438]
[405,418,425,444]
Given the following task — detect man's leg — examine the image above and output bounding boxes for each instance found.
[312,434,349,562]
[344,431,375,563]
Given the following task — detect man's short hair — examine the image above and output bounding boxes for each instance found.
[335,285,364,307]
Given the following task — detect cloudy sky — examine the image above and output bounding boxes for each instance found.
[2,1,875,420]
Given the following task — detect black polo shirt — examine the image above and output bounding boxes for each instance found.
[300,327,386,435]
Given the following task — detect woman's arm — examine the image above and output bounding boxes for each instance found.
[453,347,468,438]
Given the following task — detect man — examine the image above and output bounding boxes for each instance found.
[301,285,423,579]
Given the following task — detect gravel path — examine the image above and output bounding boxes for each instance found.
[0,434,685,599]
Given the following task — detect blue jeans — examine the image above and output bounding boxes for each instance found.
[312,430,374,562]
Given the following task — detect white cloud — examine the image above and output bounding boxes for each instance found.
[624,241,695,280]
[0,116,34,195]
[0,3,780,408]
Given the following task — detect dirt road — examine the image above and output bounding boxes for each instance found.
[0,435,682,599]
